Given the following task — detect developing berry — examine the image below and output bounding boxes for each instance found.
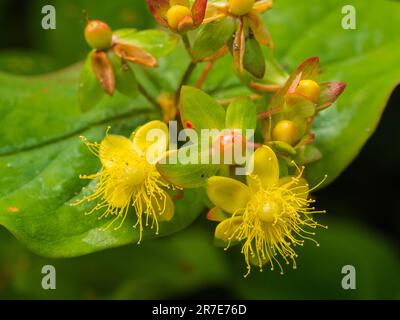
[295,80,321,103]
[84,20,113,50]
[272,120,301,146]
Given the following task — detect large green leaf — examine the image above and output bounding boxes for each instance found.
[0,225,230,299]
[0,68,205,257]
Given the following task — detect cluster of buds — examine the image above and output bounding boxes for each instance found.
[147,0,273,78]
[259,57,346,164]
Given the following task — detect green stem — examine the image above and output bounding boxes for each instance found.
[176,34,197,102]
[137,83,160,110]
[181,33,193,59]
[176,61,197,102]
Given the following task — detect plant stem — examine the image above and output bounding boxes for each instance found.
[249,82,281,92]
[137,82,160,110]
[175,34,198,102]
[196,61,214,89]
[181,33,193,59]
[176,61,197,102]
[256,106,282,120]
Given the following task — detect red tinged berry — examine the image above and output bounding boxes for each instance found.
[85,20,113,50]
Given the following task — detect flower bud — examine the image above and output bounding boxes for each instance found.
[217,131,247,158]
[272,120,301,146]
[295,80,321,102]
[84,20,113,50]
[166,5,193,30]
[229,0,255,16]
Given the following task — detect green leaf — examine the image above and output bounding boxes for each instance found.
[113,29,178,58]
[225,97,257,132]
[78,51,104,112]
[180,86,226,131]
[0,67,206,258]
[243,38,266,79]
[108,51,138,98]
[0,225,230,299]
[192,17,234,61]
[263,0,400,187]
[157,147,222,188]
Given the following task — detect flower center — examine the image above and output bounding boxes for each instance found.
[258,199,280,223]
[125,164,147,186]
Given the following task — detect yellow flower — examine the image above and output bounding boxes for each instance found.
[206,145,326,276]
[74,120,175,243]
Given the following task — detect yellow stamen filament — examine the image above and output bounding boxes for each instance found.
[74,135,174,244]
[224,168,327,277]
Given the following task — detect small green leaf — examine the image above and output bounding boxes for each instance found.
[225,97,257,132]
[243,38,266,79]
[286,94,316,118]
[269,141,297,156]
[192,17,234,61]
[113,29,178,58]
[295,144,323,166]
[180,86,226,132]
[78,51,103,112]
[108,51,138,98]
[157,147,222,188]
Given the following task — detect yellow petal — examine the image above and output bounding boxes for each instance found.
[203,3,229,24]
[155,192,175,222]
[250,0,273,14]
[246,14,274,48]
[278,176,309,200]
[99,135,134,168]
[132,120,169,162]
[246,145,279,191]
[207,176,250,214]
[215,216,243,242]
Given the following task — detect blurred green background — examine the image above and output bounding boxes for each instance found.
[0,0,399,299]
